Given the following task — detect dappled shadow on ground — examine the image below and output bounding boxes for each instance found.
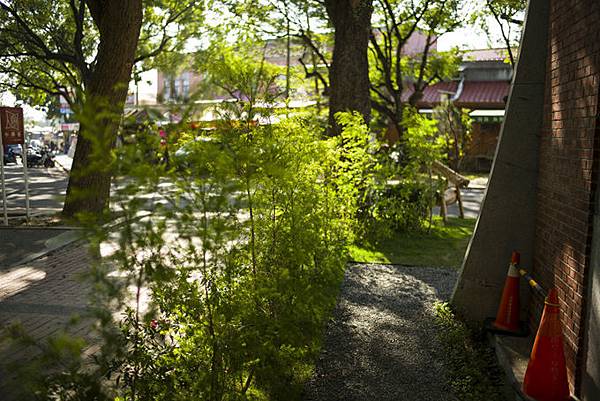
[0,229,72,267]
[2,164,68,212]
[0,242,96,400]
[303,264,457,401]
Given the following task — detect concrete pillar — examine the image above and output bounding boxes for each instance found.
[451,0,550,322]
[583,212,600,400]
[582,72,600,400]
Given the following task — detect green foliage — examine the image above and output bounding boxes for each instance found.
[369,0,464,131]
[470,0,526,66]
[101,110,357,400]
[333,111,380,237]
[361,109,445,237]
[197,0,332,109]
[3,102,368,400]
[0,1,85,105]
[402,49,462,85]
[434,302,507,400]
[0,0,203,107]
[433,98,472,171]
[202,42,284,104]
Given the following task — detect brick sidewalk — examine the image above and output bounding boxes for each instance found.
[0,242,95,398]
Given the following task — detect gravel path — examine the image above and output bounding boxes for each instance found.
[303,263,458,401]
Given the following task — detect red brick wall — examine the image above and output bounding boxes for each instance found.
[532,0,600,393]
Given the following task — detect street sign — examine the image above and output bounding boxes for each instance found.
[0,107,25,145]
[0,106,29,225]
[60,122,80,131]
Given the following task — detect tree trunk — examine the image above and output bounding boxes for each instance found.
[325,0,373,134]
[63,1,143,218]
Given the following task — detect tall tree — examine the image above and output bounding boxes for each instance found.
[268,0,332,106]
[0,0,201,218]
[64,1,143,218]
[481,0,525,69]
[325,0,374,134]
[369,0,462,138]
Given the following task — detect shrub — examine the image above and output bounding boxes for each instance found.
[104,112,361,400]
[1,108,368,401]
[358,109,445,240]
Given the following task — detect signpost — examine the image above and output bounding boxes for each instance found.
[0,106,28,225]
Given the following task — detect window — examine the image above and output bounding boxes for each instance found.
[164,78,171,100]
[182,77,190,99]
[175,80,182,99]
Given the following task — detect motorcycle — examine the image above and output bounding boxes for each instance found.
[3,147,17,166]
[26,146,56,168]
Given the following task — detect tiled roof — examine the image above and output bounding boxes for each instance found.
[422,81,458,104]
[400,80,510,108]
[457,81,510,107]
[399,81,456,104]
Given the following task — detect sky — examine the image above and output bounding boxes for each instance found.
[439,28,492,51]
[438,15,511,51]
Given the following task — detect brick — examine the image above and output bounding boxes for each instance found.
[533,0,600,391]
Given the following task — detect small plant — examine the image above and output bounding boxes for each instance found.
[433,98,472,172]
[434,302,507,401]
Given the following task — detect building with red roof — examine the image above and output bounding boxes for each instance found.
[406,48,513,171]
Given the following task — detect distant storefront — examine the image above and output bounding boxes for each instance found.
[407,49,512,172]
[465,109,505,171]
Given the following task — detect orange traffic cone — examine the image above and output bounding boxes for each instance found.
[492,251,521,333]
[522,288,570,401]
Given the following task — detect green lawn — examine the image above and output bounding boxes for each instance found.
[349,217,476,268]
[464,173,489,181]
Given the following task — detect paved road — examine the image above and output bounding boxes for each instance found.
[0,158,74,269]
[432,177,488,218]
[1,160,68,215]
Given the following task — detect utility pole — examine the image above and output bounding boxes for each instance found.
[285,2,291,102]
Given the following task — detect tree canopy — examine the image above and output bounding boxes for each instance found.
[0,0,522,216]
[0,0,203,108]
[369,0,463,136]
[473,0,526,68]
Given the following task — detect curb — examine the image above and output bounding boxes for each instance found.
[488,334,556,401]
[54,161,71,174]
[8,230,84,268]
[3,212,136,269]
[0,226,83,231]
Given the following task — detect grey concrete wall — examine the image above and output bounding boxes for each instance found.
[583,172,600,399]
[451,0,550,322]
[463,62,512,82]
